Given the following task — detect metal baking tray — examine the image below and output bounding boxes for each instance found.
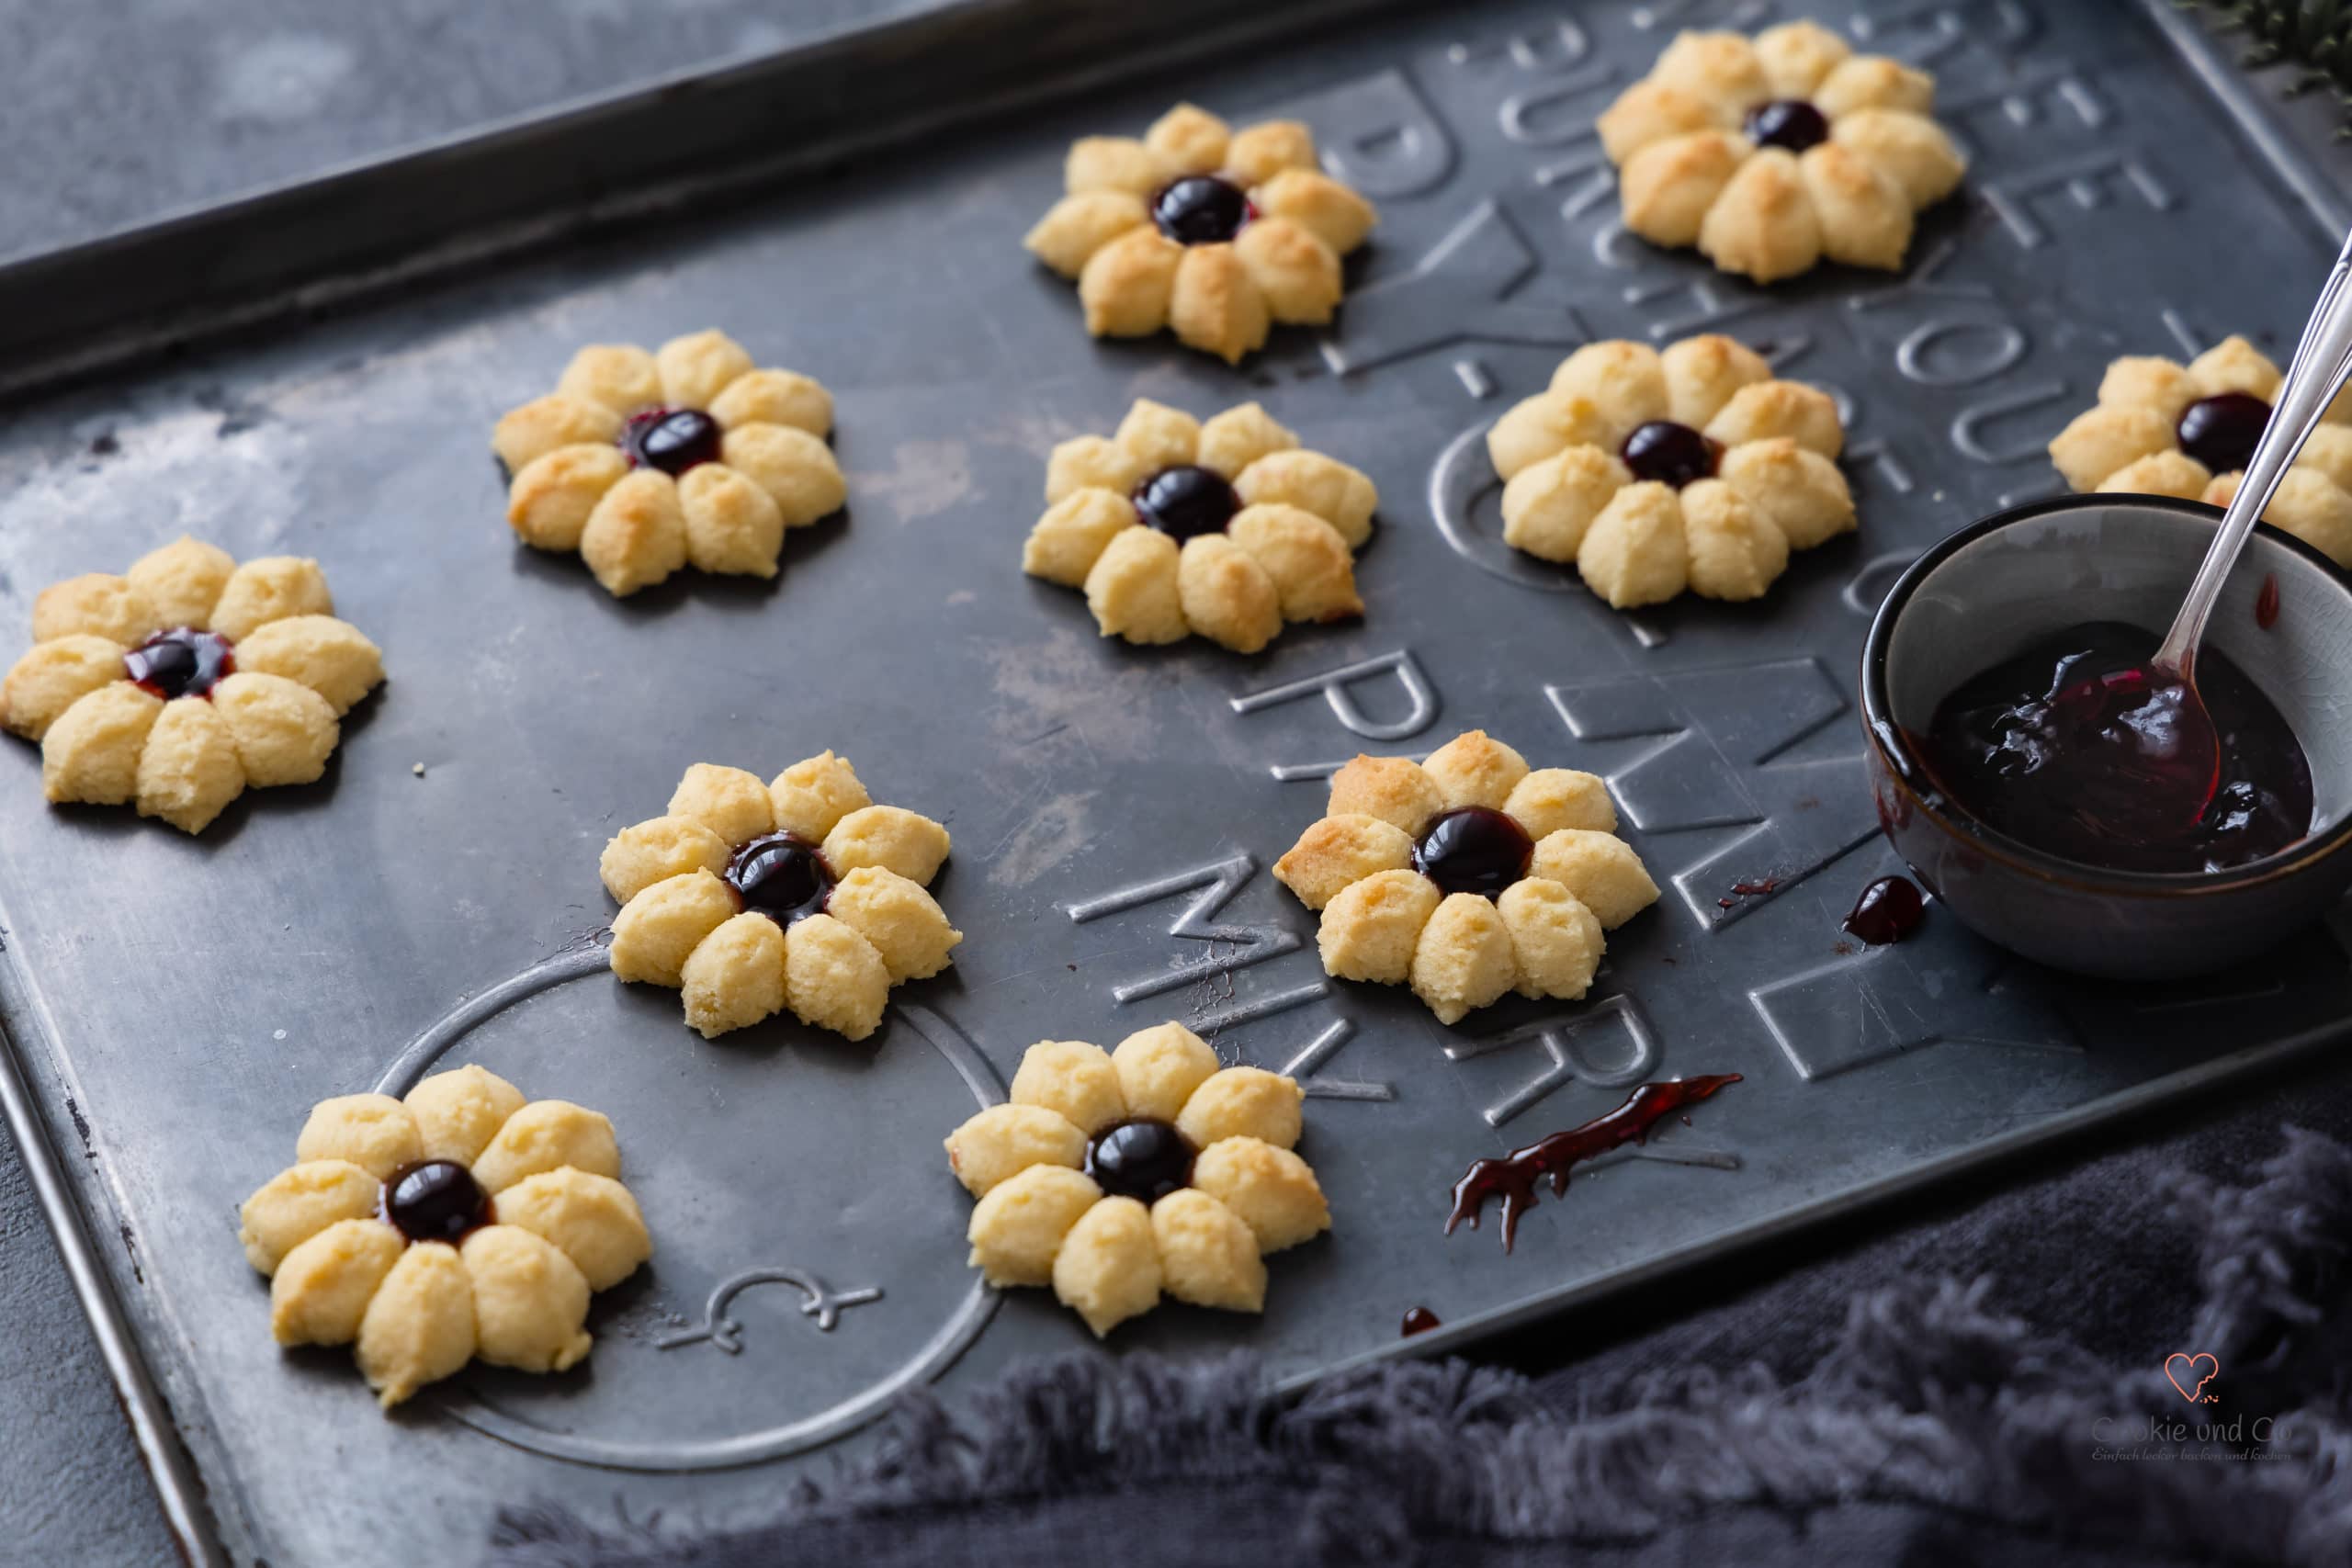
[3,1,2347,1562]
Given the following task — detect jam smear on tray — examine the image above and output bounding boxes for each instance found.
[380,1160,493,1245]
[1916,621,2311,874]
[1151,175,1254,245]
[1400,1305,1442,1337]
[1842,875,1926,945]
[2256,573,2280,630]
[621,407,723,477]
[1445,1076,1742,1253]
[1744,99,1830,153]
[124,627,234,700]
[1132,464,1241,541]
[727,832,836,927]
[2175,391,2268,477]
[1084,1118,1196,1203]
[1413,807,1534,898]
[1619,420,1721,489]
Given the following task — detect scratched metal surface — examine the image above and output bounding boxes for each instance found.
[2,0,2349,1562]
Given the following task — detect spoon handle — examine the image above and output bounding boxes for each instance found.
[2155,226,2352,677]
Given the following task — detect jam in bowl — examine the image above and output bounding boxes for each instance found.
[1860,495,2352,981]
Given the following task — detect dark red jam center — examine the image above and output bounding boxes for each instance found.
[1447,1077,1742,1252]
[381,1160,492,1246]
[1413,807,1534,898]
[123,627,234,701]
[1620,421,1721,490]
[1132,464,1241,541]
[1917,621,2312,874]
[621,406,722,477]
[1150,175,1253,245]
[1842,875,1926,945]
[1400,1305,1442,1337]
[726,833,835,927]
[2176,392,2269,477]
[1084,1118,1196,1204]
[1744,98,1830,153]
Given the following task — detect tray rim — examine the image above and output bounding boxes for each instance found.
[0,0,2345,1561]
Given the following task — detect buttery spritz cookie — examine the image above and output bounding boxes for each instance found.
[1024,102,1377,363]
[238,1066,651,1410]
[1023,399,1375,650]
[944,1025,1329,1337]
[0,536,385,833]
[2048,334,2352,566]
[603,753,959,1042]
[1487,335,1854,607]
[1274,731,1658,1025]
[1599,23,1966,284]
[493,329,845,596]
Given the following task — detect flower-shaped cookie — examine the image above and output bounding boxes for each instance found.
[2048,334,2352,567]
[1487,335,1855,607]
[1023,103,1377,364]
[1023,399,1375,650]
[0,536,385,833]
[1599,23,1966,284]
[238,1066,651,1410]
[944,1025,1329,1337]
[1274,731,1659,1024]
[492,330,846,596]
[602,753,959,1042]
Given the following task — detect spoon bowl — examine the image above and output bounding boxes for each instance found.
[1860,494,2352,981]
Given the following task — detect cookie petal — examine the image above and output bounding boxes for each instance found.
[356,1242,476,1409]
[944,1104,1086,1198]
[493,1169,651,1291]
[1024,190,1150,278]
[495,393,621,473]
[470,1100,622,1193]
[1228,503,1362,622]
[296,1094,423,1182]
[681,911,789,1038]
[1011,1039,1126,1135]
[459,1225,594,1374]
[1317,867,1442,984]
[270,1219,404,1347]
[1234,449,1377,547]
[3,636,130,741]
[783,913,891,1041]
[1052,1196,1161,1337]
[557,344,662,415]
[1175,1066,1303,1151]
[232,615,384,716]
[210,671,338,787]
[767,750,870,840]
[609,869,737,987]
[1272,812,1414,910]
[1496,877,1604,1002]
[580,469,688,597]
[1327,754,1442,834]
[1408,892,1518,1025]
[34,574,154,646]
[1191,1136,1329,1253]
[717,424,846,527]
[1529,829,1660,929]
[707,368,832,436]
[1176,535,1283,654]
[1108,1022,1220,1123]
[1421,730,1531,812]
[669,762,775,845]
[966,1164,1100,1286]
[135,695,245,833]
[240,1159,383,1274]
[508,444,631,552]
[826,865,961,982]
[1024,490,1138,586]
[403,1066,526,1167]
[600,814,732,904]
[41,682,161,806]
[126,536,236,631]
[1151,1189,1266,1313]
[1169,244,1270,366]
[679,464,786,579]
[822,804,951,886]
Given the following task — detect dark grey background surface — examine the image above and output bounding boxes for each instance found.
[1,4,2346,1565]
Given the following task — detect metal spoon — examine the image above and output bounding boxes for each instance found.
[2150,225,2352,820]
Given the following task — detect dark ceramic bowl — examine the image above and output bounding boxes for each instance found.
[1860,494,2352,980]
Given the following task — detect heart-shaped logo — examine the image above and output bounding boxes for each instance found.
[2165,1352,2220,1402]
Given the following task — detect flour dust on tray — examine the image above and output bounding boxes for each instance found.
[1599,22,1966,283]
[238,1066,651,1410]
[494,329,846,595]
[1023,398,1376,651]
[1487,334,1856,608]
[944,1025,1329,1337]
[2048,333,2352,567]
[0,535,385,832]
[1024,102,1377,363]
[1274,731,1658,1024]
[601,752,959,1041]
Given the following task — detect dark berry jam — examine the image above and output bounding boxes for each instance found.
[1619,421,1721,490]
[621,407,722,477]
[1150,175,1253,245]
[123,627,234,701]
[726,832,835,927]
[1413,807,1534,898]
[1917,622,2312,874]
[1744,99,1830,153]
[1842,875,1926,945]
[1401,1305,1442,1337]
[380,1160,492,1246]
[1084,1118,1196,1204]
[2256,573,2281,630]
[1132,464,1240,541]
[2176,392,2269,477]
[1447,1077,1741,1253]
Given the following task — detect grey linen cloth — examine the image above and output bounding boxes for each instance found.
[493,1055,2352,1568]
